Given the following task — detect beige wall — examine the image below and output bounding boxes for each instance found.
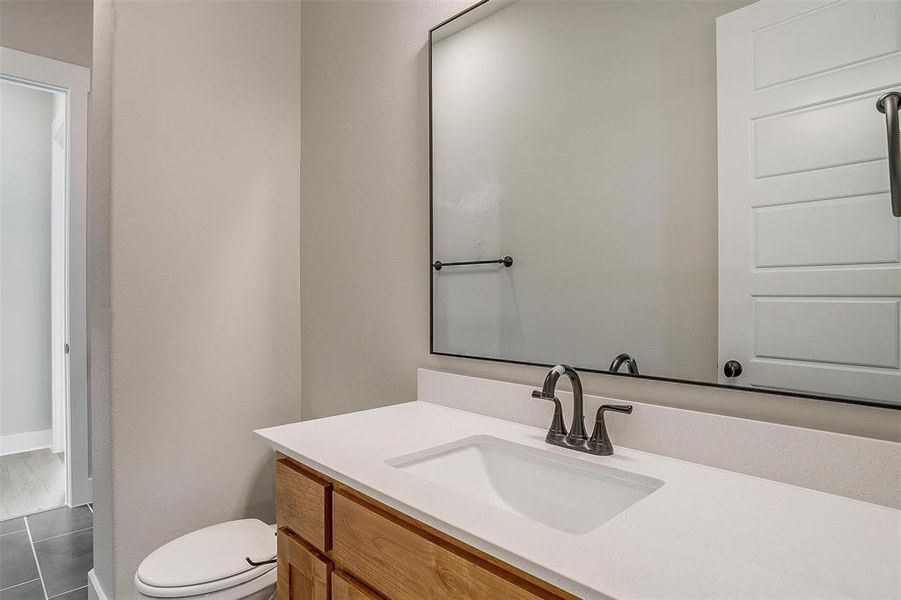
[0,0,93,67]
[90,0,113,592]
[300,0,901,442]
[93,0,301,596]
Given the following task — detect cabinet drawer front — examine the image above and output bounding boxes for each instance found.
[277,529,331,600]
[332,570,383,600]
[276,458,332,551]
[332,491,553,600]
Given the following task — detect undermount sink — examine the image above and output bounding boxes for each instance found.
[387,435,663,534]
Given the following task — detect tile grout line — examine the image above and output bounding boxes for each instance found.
[47,584,88,599]
[0,577,41,594]
[32,525,94,544]
[24,517,50,600]
[0,527,26,539]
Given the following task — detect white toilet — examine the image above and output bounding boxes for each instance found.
[134,519,277,600]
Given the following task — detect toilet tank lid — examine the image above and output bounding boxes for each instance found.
[137,519,276,589]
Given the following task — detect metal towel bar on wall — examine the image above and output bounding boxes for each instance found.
[432,255,514,271]
[877,91,901,217]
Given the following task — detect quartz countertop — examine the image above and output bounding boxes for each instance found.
[255,401,900,599]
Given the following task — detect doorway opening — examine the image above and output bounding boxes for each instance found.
[0,47,91,520]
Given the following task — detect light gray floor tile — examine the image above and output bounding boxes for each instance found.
[0,450,65,521]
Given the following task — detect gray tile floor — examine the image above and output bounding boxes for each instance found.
[0,505,91,600]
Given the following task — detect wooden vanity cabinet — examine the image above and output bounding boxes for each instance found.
[274,453,575,600]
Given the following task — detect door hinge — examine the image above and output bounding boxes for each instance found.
[65,343,70,354]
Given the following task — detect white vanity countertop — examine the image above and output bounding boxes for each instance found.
[255,402,900,599]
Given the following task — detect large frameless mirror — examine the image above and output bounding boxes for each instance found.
[429,0,901,408]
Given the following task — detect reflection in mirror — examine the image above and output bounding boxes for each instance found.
[430,0,901,407]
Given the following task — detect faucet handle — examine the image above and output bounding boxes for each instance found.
[598,404,632,415]
[587,404,632,455]
[532,390,568,440]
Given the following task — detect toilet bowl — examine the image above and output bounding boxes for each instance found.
[134,519,277,600]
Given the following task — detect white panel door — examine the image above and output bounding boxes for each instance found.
[717,0,901,404]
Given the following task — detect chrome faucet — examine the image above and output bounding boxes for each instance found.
[609,353,640,375]
[533,365,632,455]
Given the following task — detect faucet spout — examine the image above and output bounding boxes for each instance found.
[609,353,640,375]
[535,364,587,444]
[537,364,564,397]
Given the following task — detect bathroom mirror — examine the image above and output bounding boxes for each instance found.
[429,0,901,408]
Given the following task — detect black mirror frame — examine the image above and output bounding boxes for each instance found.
[427,0,899,412]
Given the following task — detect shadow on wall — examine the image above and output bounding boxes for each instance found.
[244,452,277,525]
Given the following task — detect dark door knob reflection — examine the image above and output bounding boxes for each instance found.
[723,360,743,378]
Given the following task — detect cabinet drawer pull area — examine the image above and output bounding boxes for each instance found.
[277,529,332,600]
[331,491,558,600]
[276,457,332,551]
[332,570,384,600]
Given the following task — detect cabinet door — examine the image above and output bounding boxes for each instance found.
[332,491,553,599]
[332,571,383,600]
[276,457,332,552]
[277,529,331,600]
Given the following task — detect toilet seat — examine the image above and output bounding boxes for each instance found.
[135,519,277,599]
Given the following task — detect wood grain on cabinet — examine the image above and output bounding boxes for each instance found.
[332,570,383,600]
[276,456,332,551]
[333,483,577,600]
[277,529,332,600]
[331,490,561,600]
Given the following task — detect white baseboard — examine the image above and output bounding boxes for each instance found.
[70,476,94,507]
[0,429,52,456]
[88,570,109,600]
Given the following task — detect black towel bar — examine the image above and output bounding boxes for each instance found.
[432,256,514,271]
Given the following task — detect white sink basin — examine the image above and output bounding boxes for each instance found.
[387,435,663,534]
